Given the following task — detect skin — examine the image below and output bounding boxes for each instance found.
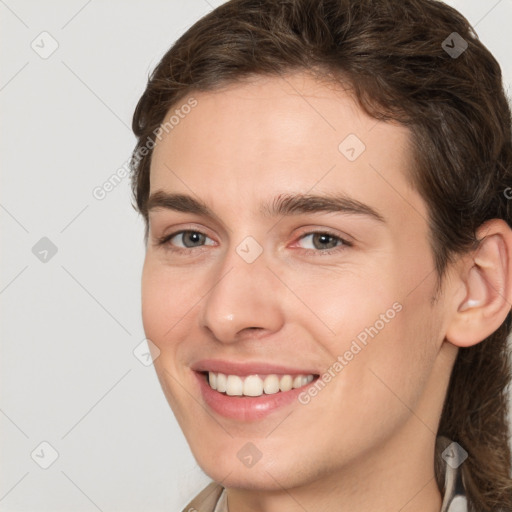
[141,72,512,512]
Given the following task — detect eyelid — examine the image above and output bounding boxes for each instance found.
[290,228,353,255]
[292,226,354,246]
[155,222,216,241]
[155,226,217,250]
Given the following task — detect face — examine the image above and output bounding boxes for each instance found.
[141,72,452,491]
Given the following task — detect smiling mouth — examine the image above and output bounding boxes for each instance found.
[202,371,318,397]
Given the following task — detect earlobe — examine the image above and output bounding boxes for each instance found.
[446,219,512,348]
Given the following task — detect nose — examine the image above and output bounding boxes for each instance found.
[198,242,285,344]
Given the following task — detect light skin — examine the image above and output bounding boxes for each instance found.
[141,72,512,512]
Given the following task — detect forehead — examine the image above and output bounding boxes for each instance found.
[149,72,427,228]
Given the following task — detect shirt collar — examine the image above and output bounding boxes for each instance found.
[213,488,228,512]
[440,447,468,512]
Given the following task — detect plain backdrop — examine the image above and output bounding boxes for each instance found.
[1,1,511,510]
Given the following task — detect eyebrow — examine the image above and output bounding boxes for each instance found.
[147,190,386,223]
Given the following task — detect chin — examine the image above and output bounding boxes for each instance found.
[201,463,294,491]
[190,440,317,491]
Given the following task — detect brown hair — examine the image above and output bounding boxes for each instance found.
[129,0,512,509]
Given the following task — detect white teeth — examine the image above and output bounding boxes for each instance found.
[279,375,293,392]
[216,373,227,393]
[263,374,280,394]
[243,375,263,396]
[206,372,315,397]
[226,375,243,396]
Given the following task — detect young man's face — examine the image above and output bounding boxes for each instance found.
[142,73,457,493]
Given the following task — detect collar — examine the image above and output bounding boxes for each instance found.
[440,444,468,512]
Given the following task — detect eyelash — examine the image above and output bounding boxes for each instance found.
[155,229,353,256]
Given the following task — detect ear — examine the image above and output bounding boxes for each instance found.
[446,219,512,347]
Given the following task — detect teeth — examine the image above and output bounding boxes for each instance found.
[243,375,263,396]
[263,374,280,394]
[207,372,315,397]
[216,373,227,393]
[226,375,243,396]
[280,375,293,392]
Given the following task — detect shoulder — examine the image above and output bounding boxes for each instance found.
[181,482,225,512]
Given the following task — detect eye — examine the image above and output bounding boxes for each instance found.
[295,231,352,255]
[157,230,215,251]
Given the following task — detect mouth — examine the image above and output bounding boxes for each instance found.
[202,371,316,397]
[191,361,320,421]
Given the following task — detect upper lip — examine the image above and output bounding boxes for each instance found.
[191,359,319,376]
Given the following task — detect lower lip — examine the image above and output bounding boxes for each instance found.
[194,372,316,421]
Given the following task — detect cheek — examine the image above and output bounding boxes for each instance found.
[140,258,201,417]
[141,261,167,344]
[141,258,201,346]
[313,309,437,462]
[307,259,439,410]
[288,264,402,347]
[344,280,438,418]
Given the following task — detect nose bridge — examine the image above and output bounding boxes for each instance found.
[199,235,284,343]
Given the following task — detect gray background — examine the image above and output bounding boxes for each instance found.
[1,1,511,510]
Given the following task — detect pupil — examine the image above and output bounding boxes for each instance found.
[315,234,335,249]
[187,232,203,247]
